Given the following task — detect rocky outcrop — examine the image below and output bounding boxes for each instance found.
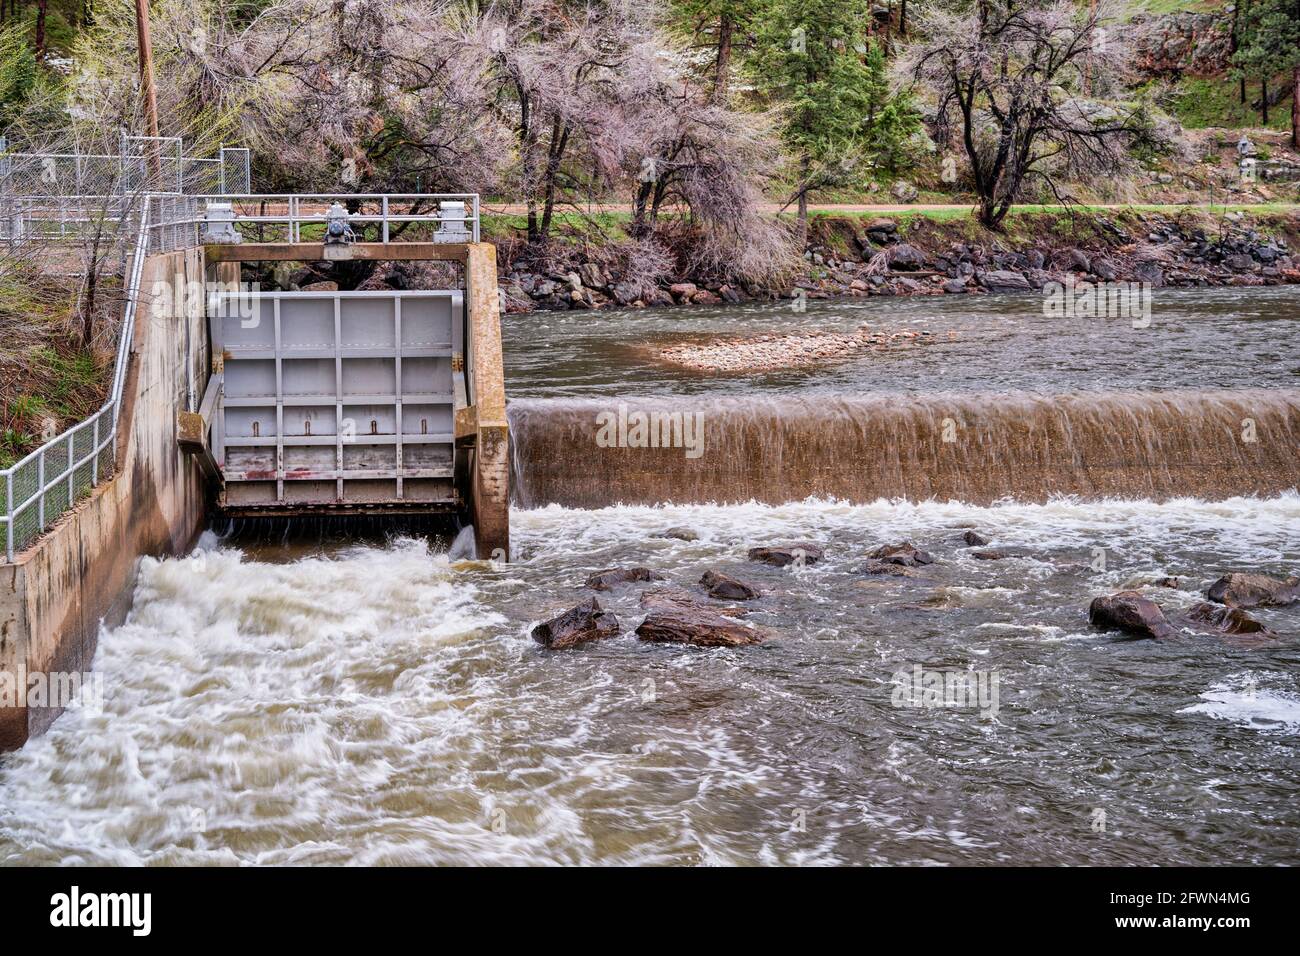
[1130,12,1233,77]
[700,570,761,600]
[584,567,665,591]
[532,598,620,649]
[1205,573,1300,608]
[1088,590,1175,640]
[748,543,825,567]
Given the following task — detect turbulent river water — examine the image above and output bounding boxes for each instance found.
[1,288,1297,865]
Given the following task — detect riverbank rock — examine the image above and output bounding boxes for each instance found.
[584,566,665,591]
[700,570,761,600]
[869,541,935,567]
[977,270,1033,293]
[748,543,825,567]
[1088,590,1175,639]
[1205,573,1300,608]
[651,526,699,542]
[889,243,926,271]
[636,601,768,647]
[531,598,620,649]
[1185,601,1275,638]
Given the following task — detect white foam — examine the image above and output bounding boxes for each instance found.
[1179,675,1300,734]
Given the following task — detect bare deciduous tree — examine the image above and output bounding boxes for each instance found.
[898,0,1140,229]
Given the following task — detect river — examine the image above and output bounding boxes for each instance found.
[0,288,1296,865]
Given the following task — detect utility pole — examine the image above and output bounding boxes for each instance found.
[134,0,162,183]
[1084,0,1097,96]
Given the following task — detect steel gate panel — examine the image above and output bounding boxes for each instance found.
[211,289,462,508]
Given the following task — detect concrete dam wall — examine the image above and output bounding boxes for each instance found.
[508,389,1300,509]
[0,249,210,749]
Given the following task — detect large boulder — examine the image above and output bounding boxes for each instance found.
[584,566,665,591]
[1088,590,1175,639]
[1185,602,1275,638]
[976,270,1032,293]
[531,598,620,649]
[636,601,768,647]
[868,541,935,567]
[890,181,919,203]
[1205,573,1300,608]
[700,570,761,600]
[640,586,746,618]
[888,243,927,271]
[748,543,825,567]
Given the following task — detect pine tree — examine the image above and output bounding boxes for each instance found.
[1232,0,1300,145]
[750,0,879,240]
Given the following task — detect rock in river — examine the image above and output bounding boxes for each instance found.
[584,566,665,591]
[962,530,989,546]
[640,586,747,617]
[636,599,768,647]
[748,543,825,567]
[700,570,761,600]
[869,541,935,566]
[1185,602,1275,638]
[651,526,699,542]
[1205,572,1300,608]
[1088,590,1175,640]
[532,598,620,649]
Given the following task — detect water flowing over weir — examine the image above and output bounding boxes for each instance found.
[508,388,1300,508]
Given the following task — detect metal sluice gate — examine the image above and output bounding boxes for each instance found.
[210,289,465,512]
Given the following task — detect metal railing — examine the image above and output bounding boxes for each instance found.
[1,204,152,562]
[148,193,482,248]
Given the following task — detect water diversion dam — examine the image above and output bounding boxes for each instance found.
[1,227,1298,863]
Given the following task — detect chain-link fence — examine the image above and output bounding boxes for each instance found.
[1,136,248,199]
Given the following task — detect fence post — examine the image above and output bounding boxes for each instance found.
[5,471,13,562]
[37,451,44,532]
[67,431,75,502]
